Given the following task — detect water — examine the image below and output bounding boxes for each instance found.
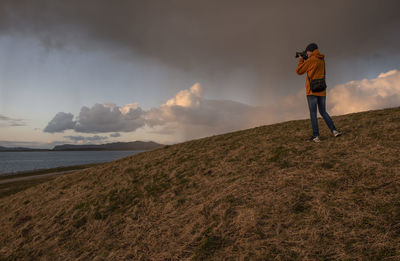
[0,150,146,175]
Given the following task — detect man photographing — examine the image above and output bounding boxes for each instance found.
[296,43,342,142]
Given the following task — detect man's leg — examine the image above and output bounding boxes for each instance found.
[306,95,319,137]
[317,96,337,131]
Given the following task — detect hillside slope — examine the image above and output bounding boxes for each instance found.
[1,107,399,260]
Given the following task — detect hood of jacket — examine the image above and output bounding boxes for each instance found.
[309,49,324,60]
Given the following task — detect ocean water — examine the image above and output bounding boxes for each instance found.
[0,150,146,175]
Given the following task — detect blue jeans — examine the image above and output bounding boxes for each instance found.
[306,95,336,137]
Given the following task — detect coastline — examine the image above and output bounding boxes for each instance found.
[0,149,148,177]
[0,149,150,198]
[0,162,105,180]
[0,162,106,199]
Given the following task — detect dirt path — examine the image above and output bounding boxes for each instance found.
[0,170,80,184]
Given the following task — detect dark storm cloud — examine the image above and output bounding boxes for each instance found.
[43,112,75,133]
[1,0,400,103]
[44,103,146,133]
[110,133,121,138]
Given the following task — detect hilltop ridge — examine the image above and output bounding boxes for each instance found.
[0,107,399,260]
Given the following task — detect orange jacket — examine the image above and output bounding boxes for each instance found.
[296,49,326,96]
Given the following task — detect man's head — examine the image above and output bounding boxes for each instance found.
[305,43,318,56]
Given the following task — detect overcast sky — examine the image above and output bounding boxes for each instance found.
[1,0,400,148]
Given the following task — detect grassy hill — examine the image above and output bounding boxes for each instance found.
[0,107,399,260]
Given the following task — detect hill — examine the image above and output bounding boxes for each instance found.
[0,107,399,260]
[0,146,49,152]
[52,141,164,151]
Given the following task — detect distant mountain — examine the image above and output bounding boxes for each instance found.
[52,141,164,151]
[0,146,49,152]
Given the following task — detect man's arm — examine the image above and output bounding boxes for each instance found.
[296,57,311,75]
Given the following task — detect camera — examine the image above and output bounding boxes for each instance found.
[295,50,308,60]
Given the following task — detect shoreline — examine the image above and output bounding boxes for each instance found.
[0,162,105,181]
[0,162,108,199]
[0,169,82,185]
[0,149,149,178]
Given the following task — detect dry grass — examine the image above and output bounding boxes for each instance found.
[0,107,399,260]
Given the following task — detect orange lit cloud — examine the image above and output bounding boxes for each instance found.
[328,69,400,115]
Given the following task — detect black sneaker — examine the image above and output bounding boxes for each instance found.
[308,136,320,143]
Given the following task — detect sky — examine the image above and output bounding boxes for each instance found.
[1,0,400,149]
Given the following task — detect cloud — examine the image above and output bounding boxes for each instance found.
[43,112,76,133]
[328,69,400,115]
[44,103,146,133]
[144,83,204,127]
[74,103,146,133]
[0,114,27,127]
[142,83,277,140]
[272,69,400,120]
[119,103,140,115]
[44,83,273,138]
[165,83,203,107]
[110,132,120,137]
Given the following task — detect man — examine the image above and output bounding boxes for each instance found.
[296,43,341,142]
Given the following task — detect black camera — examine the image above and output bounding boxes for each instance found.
[295,51,308,60]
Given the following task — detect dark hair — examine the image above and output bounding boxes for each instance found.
[305,43,318,52]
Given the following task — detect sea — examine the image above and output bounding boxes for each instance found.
[0,150,146,175]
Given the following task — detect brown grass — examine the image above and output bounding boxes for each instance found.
[0,107,399,260]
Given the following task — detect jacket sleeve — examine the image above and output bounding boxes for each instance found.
[296,58,312,75]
